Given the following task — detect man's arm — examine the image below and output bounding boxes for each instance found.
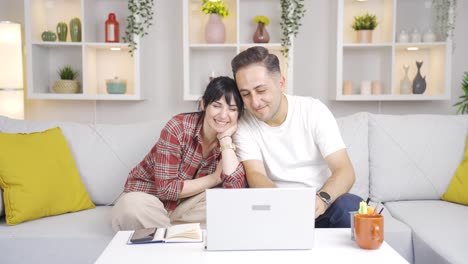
[315,149,355,217]
[242,160,276,188]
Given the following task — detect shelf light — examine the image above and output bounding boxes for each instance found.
[110,47,121,51]
[407,47,419,51]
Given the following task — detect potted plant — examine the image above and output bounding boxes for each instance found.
[454,72,468,114]
[253,15,270,43]
[201,0,229,43]
[52,65,80,94]
[280,0,306,58]
[351,13,378,43]
[123,0,155,56]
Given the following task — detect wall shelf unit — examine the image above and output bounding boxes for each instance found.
[330,0,452,101]
[24,0,141,100]
[183,0,293,101]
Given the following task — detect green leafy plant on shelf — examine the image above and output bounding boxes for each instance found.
[123,0,155,56]
[253,15,270,26]
[58,65,78,80]
[201,0,230,18]
[280,0,306,59]
[454,72,468,114]
[53,65,80,94]
[351,13,378,31]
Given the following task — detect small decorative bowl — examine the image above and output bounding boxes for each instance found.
[106,78,127,94]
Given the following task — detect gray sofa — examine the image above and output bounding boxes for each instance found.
[0,113,467,264]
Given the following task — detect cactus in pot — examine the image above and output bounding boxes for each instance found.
[56,22,68,41]
[52,65,80,93]
[69,17,82,42]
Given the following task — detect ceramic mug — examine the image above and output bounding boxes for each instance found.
[354,214,384,249]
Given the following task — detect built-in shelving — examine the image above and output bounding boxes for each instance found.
[24,0,141,100]
[330,0,451,101]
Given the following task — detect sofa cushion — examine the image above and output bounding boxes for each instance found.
[337,112,369,200]
[442,135,468,205]
[0,127,95,225]
[0,206,114,264]
[379,205,413,263]
[0,116,166,206]
[385,200,468,264]
[369,114,468,202]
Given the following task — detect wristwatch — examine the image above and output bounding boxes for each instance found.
[317,191,332,208]
[220,143,236,152]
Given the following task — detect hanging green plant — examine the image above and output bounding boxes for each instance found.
[280,0,306,59]
[454,72,468,114]
[123,0,155,56]
[432,0,457,43]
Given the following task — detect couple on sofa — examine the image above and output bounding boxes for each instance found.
[112,46,361,231]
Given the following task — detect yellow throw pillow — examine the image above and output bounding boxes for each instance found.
[0,127,95,225]
[441,136,468,205]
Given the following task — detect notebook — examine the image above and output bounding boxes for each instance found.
[205,188,316,251]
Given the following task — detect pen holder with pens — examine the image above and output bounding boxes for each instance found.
[349,200,384,249]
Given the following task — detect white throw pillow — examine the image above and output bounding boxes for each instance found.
[369,114,468,202]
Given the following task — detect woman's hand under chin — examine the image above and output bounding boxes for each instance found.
[217,123,238,141]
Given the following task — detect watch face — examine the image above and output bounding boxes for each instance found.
[319,192,331,200]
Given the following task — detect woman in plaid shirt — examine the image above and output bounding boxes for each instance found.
[112,77,246,231]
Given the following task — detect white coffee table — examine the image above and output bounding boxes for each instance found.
[95,228,408,264]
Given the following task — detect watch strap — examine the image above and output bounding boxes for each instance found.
[317,191,331,207]
[220,143,236,152]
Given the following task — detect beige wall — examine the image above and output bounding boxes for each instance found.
[1,0,467,124]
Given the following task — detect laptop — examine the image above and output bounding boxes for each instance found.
[205,188,316,251]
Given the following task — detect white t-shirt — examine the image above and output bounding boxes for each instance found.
[233,95,345,189]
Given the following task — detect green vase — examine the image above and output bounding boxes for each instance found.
[56,22,68,41]
[69,17,81,42]
[41,31,57,41]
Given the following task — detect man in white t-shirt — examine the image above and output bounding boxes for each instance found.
[231,46,361,227]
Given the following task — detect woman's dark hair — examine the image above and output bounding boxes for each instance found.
[200,76,244,119]
[231,46,281,78]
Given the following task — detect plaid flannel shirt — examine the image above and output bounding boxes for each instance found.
[123,112,246,211]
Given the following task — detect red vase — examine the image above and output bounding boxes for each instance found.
[253,22,270,43]
[205,14,225,43]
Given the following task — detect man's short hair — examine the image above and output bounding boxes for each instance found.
[231,46,281,78]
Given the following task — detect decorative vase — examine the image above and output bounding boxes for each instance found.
[397,29,409,43]
[56,22,68,42]
[205,14,225,44]
[412,61,426,94]
[400,64,412,94]
[410,28,421,43]
[357,30,373,43]
[253,22,270,43]
[41,31,57,41]
[423,29,436,42]
[69,17,82,42]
